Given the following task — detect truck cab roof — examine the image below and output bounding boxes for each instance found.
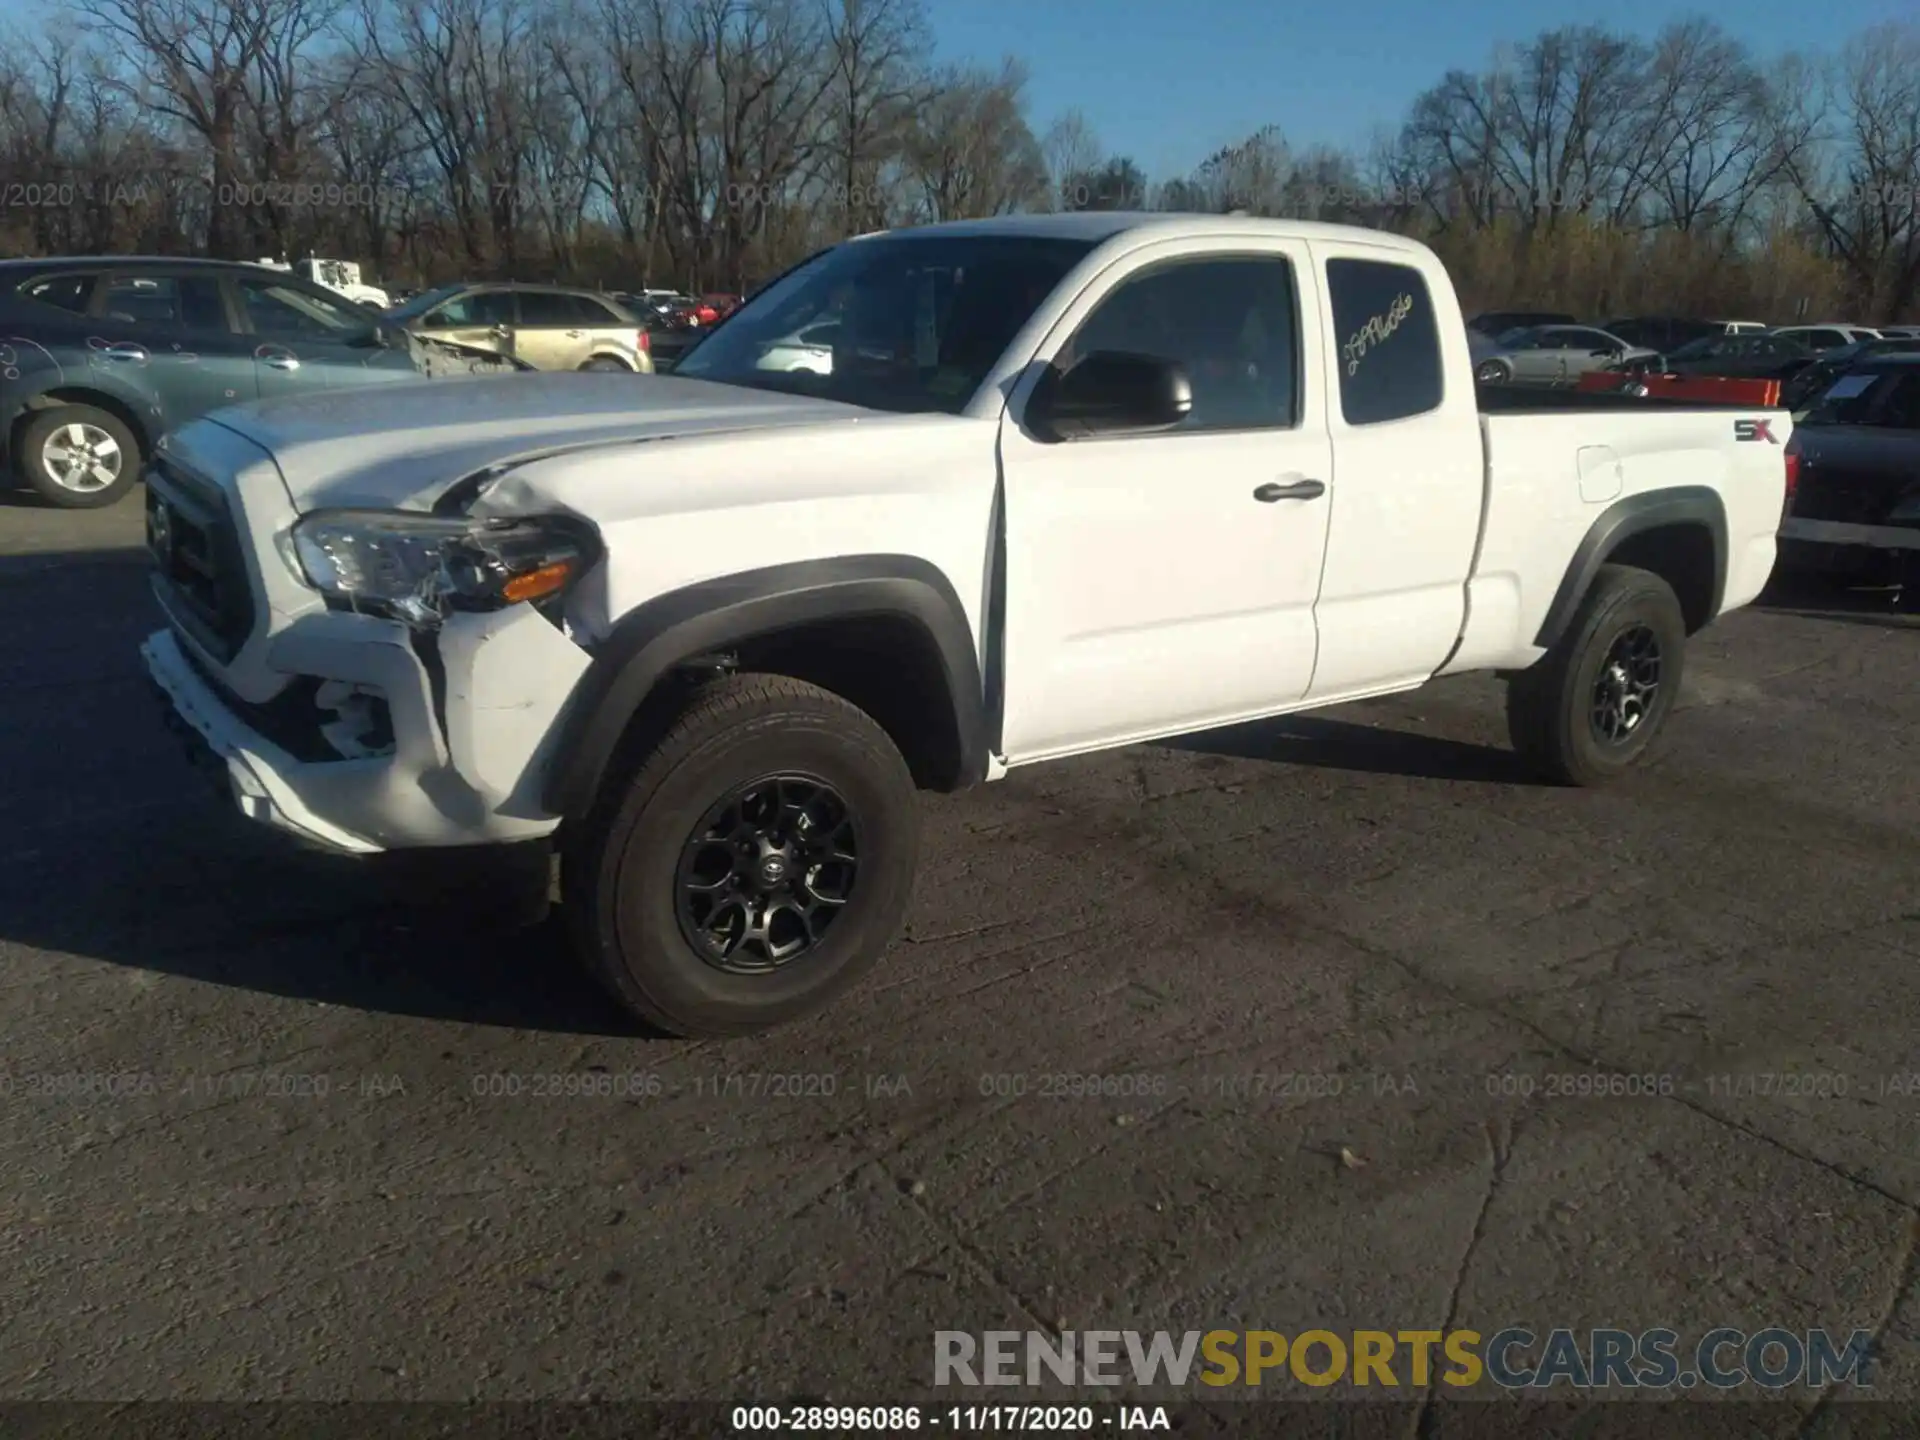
[858,211,1437,257]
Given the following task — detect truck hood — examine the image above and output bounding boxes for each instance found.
[205,373,868,511]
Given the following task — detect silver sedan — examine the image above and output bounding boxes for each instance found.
[1472,324,1661,386]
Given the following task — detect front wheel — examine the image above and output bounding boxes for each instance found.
[563,674,920,1036]
[19,404,142,507]
[1505,564,1687,786]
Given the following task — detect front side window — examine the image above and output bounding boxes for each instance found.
[423,290,516,328]
[1058,255,1300,432]
[1325,257,1443,424]
[237,278,371,341]
[673,234,1097,415]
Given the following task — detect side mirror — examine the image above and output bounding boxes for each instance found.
[1030,350,1193,441]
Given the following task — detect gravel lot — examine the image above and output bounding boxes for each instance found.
[2,487,1917,1428]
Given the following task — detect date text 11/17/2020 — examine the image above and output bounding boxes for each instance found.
[728,1405,1172,1431]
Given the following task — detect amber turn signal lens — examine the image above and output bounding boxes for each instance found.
[501,560,575,604]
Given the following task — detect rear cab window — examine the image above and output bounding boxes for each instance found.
[1323,256,1443,424]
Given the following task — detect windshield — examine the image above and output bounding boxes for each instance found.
[1803,370,1902,426]
[1669,337,1720,359]
[383,285,462,320]
[671,234,1097,414]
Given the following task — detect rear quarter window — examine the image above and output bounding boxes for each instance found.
[1325,257,1443,425]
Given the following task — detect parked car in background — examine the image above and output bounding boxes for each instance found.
[1466,309,1576,335]
[0,256,508,508]
[615,290,692,323]
[644,321,703,373]
[753,319,839,375]
[1779,336,1920,411]
[1768,323,1882,352]
[1778,355,1920,593]
[255,256,391,310]
[1602,317,1728,353]
[1653,332,1815,382]
[1470,324,1658,386]
[1876,325,1920,339]
[383,283,653,372]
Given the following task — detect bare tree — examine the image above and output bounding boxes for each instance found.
[1038,106,1098,211]
[1777,21,1920,318]
[903,58,1045,221]
[818,0,925,234]
[76,0,338,255]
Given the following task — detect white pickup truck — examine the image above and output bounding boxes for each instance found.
[142,214,1792,1036]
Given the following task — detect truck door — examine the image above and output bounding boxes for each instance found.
[1297,246,1482,699]
[995,237,1334,763]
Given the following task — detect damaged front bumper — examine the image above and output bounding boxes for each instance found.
[142,602,590,855]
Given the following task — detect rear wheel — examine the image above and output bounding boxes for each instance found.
[19,404,141,508]
[1506,564,1687,786]
[563,674,920,1037]
[579,357,629,372]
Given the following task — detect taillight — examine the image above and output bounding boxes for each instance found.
[636,328,650,355]
[1781,447,1800,526]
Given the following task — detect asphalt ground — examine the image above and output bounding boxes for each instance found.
[2,486,1917,1435]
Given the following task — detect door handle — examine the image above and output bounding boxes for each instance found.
[104,343,148,362]
[565,329,584,338]
[1253,479,1325,502]
[264,355,300,371]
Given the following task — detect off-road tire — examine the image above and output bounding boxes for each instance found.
[1506,563,1687,786]
[562,674,920,1037]
[19,404,142,508]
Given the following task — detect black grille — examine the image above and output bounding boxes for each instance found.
[148,457,256,662]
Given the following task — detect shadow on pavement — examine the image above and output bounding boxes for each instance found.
[1165,713,1537,785]
[0,545,645,1037]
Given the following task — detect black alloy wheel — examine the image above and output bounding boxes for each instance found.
[674,773,861,974]
[1588,623,1662,745]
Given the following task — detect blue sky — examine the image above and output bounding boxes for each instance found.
[928,0,1917,183]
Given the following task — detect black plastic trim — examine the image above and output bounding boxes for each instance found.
[1533,486,1728,650]
[545,554,987,818]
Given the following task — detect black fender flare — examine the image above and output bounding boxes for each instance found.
[1533,486,1728,650]
[544,554,987,818]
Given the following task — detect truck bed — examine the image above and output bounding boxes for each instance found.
[1440,390,1793,680]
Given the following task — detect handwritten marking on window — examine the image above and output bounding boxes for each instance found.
[1343,293,1415,376]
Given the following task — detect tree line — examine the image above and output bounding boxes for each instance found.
[0,0,1915,320]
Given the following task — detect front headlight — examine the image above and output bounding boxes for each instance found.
[289,509,596,627]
